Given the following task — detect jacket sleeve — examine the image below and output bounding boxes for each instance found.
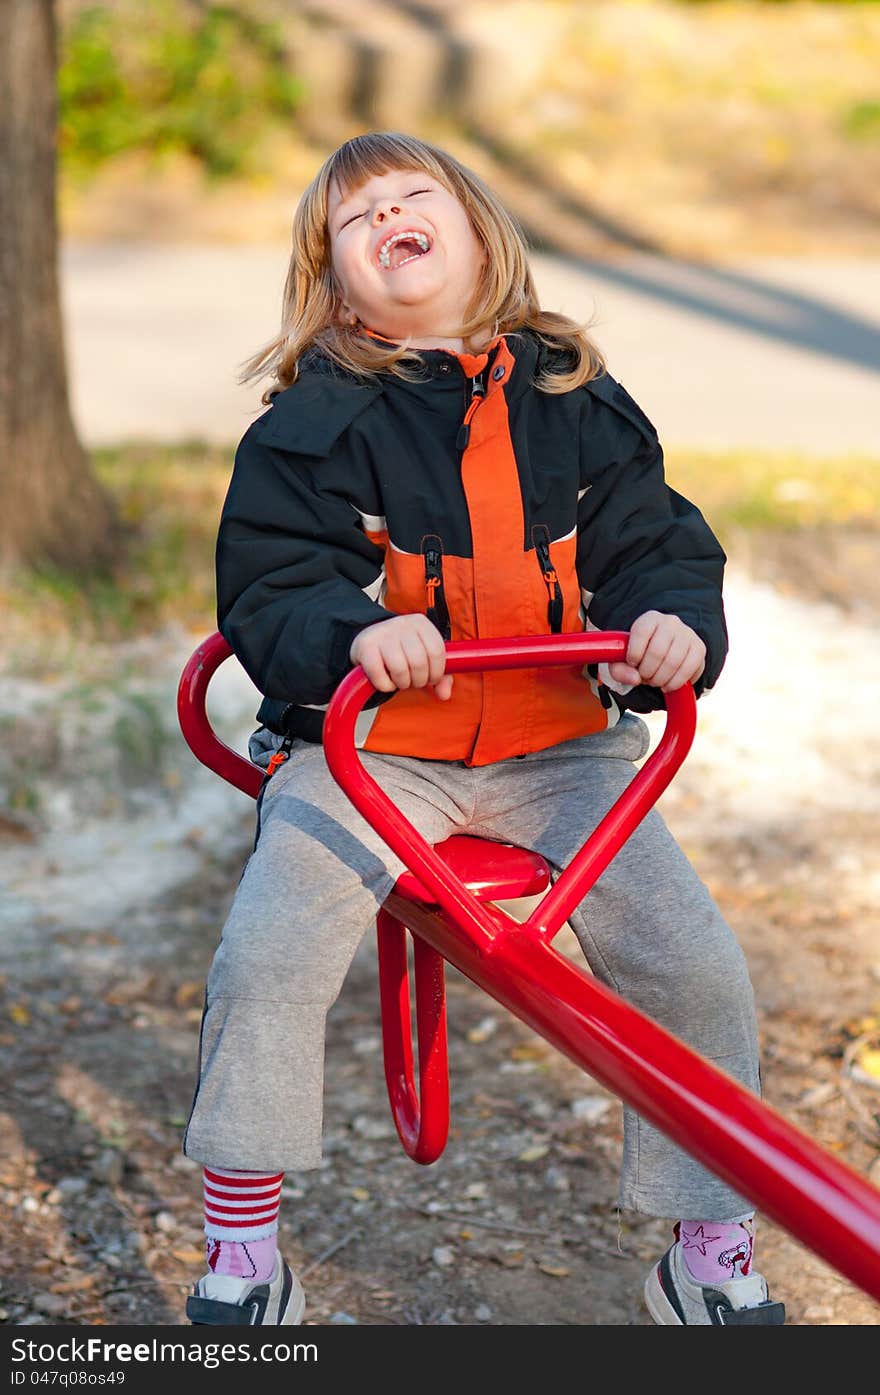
[576,375,728,713]
[215,417,394,706]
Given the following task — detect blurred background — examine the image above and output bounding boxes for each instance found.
[1,0,879,1327]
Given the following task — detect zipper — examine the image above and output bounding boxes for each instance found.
[265,731,294,780]
[421,534,451,640]
[532,525,563,634]
[456,369,487,451]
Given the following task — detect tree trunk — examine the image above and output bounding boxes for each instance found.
[0,0,121,574]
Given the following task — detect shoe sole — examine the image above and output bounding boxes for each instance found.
[644,1262,682,1325]
[280,1272,306,1326]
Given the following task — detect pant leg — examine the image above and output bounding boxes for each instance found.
[183,742,473,1172]
[473,715,761,1220]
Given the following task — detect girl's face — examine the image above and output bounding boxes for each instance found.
[327,167,487,348]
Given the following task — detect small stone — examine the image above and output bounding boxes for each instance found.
[570,1096,612,1124]
[21,1197,39,1213]
[91,1149,125,1185]
[32,1293,67,1317]
[55,1177,88,1198]
[544,1166,570,1192]
[329,1311,358,1324]
[474,1303,493,1322]
[352,1036,380,1055]
[351,1114,394,1140]
[802,1304,834,1322]
[170,1155,198,1173]
[432,1246,456,1268]
[466,1016,498,1044]
[154,1210,177,1233]
[463,1182,487,1199]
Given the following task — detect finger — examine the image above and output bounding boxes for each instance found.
[606,660,642,687]
[420,629,448,688]
[358,647,396,692]
[397,633,432,688]
[635,628,684,685]
[625,614,662,670]
[661,647,706,692]
[381,638,415,689]
[646,637,690,691]
[432,674,454,701]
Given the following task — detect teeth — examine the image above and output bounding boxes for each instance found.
[378,230,430,268]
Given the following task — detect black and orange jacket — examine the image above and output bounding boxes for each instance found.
[216,329,727,765]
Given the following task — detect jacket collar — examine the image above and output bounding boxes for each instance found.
[255,328,542,457]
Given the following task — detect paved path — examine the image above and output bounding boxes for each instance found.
[60,241,880,453]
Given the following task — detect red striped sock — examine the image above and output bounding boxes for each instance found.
[203,1167,283,1243]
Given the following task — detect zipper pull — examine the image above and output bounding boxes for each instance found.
[266,732,294,780]
[421,535,451,640]
[456,371,487,451]
[532,525,563,634]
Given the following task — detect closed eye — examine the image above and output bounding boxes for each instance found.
[338,188,432,230]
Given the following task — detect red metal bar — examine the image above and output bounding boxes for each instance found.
[177,631,263,799]
[322,634,880,1306]
[377,907,450,1163]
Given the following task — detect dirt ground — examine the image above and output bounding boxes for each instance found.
[2,536,880,1328]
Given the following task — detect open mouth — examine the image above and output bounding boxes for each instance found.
[376,229,433,271]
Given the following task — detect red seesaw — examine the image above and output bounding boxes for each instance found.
[178,630,880,1306]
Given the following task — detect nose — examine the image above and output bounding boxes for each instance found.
[373,203,401,225]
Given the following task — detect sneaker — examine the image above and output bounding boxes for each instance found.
[644,1241,785,1325]
[186,1252,306,1326]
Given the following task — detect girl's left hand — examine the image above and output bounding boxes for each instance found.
[606,611,706,692]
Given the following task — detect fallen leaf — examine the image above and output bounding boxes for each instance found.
[174,981,205,1009]
[171,1248,206,1264]
[537,1261,570,1278]
[467,1016,498,1044]
[518,1144,549,1162]
[9,1003,30,1025]
[852,1045,880,1085]
[52,1274,100,1293]
[497,1249,525,1268]
[104,974,157,1006]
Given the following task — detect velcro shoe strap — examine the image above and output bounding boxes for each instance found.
[186,1294,263,1325]
[722,1300,786,1325]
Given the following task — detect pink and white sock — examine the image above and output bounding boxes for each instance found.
[678,1214,755,1284]
[203,1167,283,1282]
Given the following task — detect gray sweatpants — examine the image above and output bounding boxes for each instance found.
[184,715,760,1219]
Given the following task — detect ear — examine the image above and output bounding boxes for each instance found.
[335,294,360,327]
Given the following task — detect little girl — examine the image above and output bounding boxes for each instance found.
[182,131,784,1327]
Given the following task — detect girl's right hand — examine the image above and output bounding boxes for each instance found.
[349,614,454,700]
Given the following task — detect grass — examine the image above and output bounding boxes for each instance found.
[2,442,878,664]
[665,447,880,536]
[1,442,232,655]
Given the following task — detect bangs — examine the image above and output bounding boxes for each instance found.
[326,133,451,204]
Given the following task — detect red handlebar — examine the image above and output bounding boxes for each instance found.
[322,633,696,948]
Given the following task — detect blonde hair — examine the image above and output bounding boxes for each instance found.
[239,132,606,403]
